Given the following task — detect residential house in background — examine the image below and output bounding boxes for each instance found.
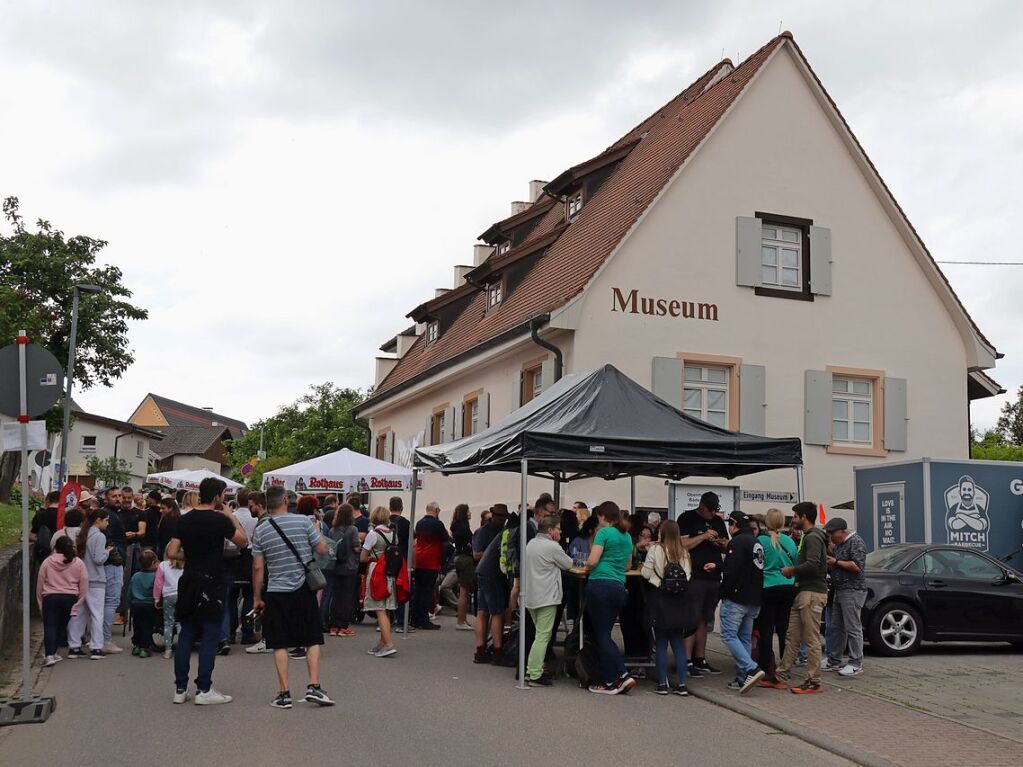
[60,405,163,489]
[149,425,235,476]
[129,393,249,439]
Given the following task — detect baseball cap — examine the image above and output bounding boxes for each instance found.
[823,517,848,533]
[700,491,720,510]
[727,510,753,527]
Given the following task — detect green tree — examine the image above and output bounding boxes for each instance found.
[85,456,133,487]
[995,386,1023,445]
[225,383,368,488]
[0,197,148,501]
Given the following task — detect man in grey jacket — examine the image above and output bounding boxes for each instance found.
[522,516,574,687]
[824,518,867,677]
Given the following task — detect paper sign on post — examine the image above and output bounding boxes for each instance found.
[1,421,47,451]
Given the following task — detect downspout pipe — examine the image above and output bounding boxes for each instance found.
[529,315,563,381]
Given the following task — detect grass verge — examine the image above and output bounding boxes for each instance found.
[0,502,22,548]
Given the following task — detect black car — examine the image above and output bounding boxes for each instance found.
[862,543,1023,656]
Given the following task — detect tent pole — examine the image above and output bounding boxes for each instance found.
[517,459,528,690]
[553,476,561,510]
[404,468,419,641]
[795,466,805,502]
[630,476,636,513]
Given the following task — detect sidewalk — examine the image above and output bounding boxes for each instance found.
[699,635,1023,767]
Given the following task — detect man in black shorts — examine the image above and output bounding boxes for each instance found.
[678,491,728,677]
[252,485,333,709]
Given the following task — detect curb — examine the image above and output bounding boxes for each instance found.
[688,685,897,767]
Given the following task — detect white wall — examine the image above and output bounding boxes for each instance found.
[66,419,152,487]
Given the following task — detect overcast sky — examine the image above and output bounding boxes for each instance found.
[3,1,1021,431]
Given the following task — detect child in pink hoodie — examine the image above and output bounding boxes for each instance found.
[36,536,88,666]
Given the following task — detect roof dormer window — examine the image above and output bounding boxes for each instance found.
[497,241,511,255]
[426,320,439,346]
[486,281,503,312]
[567,192,583,222]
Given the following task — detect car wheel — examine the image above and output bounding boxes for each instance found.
[868,602,923,657]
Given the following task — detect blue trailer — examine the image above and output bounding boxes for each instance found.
[854,458,1023,563]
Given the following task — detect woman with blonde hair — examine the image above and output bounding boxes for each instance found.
[361,506,398,658]
[754,508,798,688]
[180,491,199,514]
[642,520,696,695]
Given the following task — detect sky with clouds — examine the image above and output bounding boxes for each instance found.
[2,0,1021,430]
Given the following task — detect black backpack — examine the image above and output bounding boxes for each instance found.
[381,531,403,578]
[660,559,689,596]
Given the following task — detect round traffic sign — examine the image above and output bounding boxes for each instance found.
[0,342,65,418]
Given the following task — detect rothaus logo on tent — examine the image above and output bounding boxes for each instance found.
[944,475,990,551]
[370,477,403,490]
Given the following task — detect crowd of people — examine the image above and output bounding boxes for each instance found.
[30,481,867,706]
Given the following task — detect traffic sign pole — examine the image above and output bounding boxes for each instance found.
[18,331,31,700]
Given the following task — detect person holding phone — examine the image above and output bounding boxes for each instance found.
[677,492,728,678]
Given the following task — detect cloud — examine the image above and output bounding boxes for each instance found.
[1,0,1020,432]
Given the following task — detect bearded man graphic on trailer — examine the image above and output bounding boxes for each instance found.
[946,476,989,533]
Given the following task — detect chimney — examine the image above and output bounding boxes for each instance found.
[396,331,418,358]
[454,265,473,287]
[473,244,494,266]
[510,201,530,215]
[529,180,548,202]
[375,356,399,386]
[434,288,450,299]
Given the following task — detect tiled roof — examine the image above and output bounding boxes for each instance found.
[370,38,782,402]
[150,425,233,457]
[367,31,994,407]
[146,394,248,438]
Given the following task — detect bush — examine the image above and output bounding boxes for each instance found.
[9,486,42,514]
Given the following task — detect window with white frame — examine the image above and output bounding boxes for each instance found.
[522,365,543,405]
[683,365,729,428]
[136,440,144,458]
[761,224,802,290]
[487,281,503,311]
[567,193,583,222]
[81,435,97,452]
[497,241,511,255]
[464,397,479,437]
[832,377,872,444]
[426,321,439,346]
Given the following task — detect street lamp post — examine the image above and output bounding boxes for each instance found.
[57,283,101,488]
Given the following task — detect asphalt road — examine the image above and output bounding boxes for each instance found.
[1,614,852,766]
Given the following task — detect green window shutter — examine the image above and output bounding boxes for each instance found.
[804,369,833,446]
[739,364,766,436]
[736,216,763,288]
[809,226,832,296]
[884,378,908,452]
[652,357,683,410]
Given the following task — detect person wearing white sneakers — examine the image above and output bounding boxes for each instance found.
[166,477,248,705]
[823,518,867,678]
[37,536,88,667]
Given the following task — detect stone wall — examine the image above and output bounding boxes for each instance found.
[0,543,24,657]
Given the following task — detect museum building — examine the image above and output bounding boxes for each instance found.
[353,32,1001,515]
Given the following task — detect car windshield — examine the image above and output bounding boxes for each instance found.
[865,546,915,571]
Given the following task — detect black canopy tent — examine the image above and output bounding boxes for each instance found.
[407,364,804,687]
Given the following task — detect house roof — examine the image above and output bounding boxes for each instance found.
[69,403,164,440]
[150,425,233,457]
[142,394,249,438]
[363,32,995,411]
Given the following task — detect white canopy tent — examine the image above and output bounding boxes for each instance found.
[261,448,419,495]
[146,468,244,492]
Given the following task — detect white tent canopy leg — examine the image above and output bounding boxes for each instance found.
[404,468,419,640]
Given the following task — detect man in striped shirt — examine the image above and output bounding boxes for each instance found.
[252,486,333,709]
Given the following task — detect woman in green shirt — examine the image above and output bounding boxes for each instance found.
[754,508,798,688]
[583,501,635,695]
